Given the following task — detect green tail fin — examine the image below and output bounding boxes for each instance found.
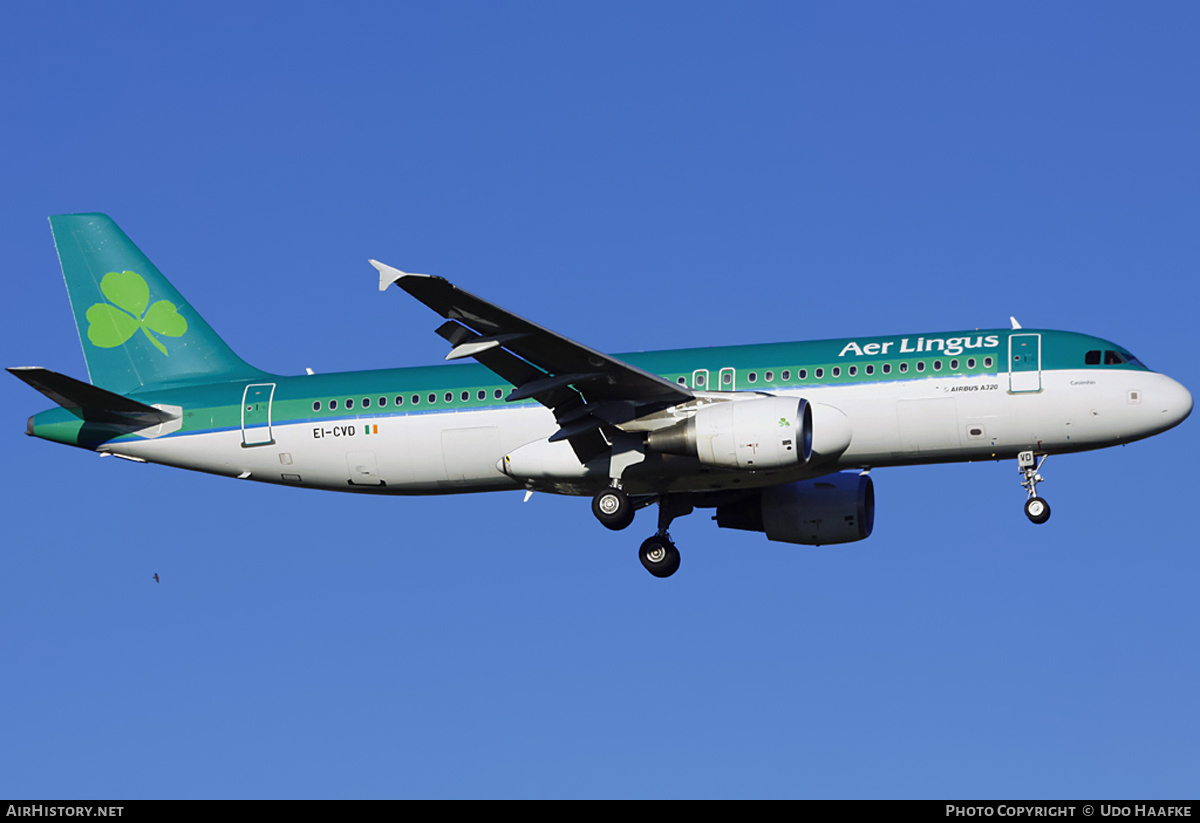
[49,213,268,392]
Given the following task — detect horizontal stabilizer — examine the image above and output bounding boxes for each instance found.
[7,367,178,427]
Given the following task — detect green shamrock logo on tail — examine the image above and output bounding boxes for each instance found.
[86,271,187,356]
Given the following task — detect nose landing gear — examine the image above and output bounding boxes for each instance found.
[1018,450,1051,524]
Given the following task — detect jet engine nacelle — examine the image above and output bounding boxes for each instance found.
[647,396,813,470]
[715,472,875,545]
[809,402,852,461]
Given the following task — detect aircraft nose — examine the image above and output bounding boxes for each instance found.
[1154,374,1192,431]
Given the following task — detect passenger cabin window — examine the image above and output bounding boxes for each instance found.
[346,399,354,409]
[313,401,321,412]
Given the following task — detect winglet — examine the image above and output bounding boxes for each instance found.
[371,260,439,292]
[370,259,406,291]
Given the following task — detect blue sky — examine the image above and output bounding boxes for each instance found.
[2,2,1197,799]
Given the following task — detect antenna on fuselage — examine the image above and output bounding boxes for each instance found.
[1010,317,1022,329]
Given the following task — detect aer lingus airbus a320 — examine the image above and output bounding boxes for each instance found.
[11,214,1193,577]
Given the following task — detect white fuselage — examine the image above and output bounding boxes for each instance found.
[98,366,1191,498]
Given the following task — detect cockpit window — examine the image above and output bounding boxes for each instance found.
[1087,348,1146,369]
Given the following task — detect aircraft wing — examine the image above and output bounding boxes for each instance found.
[372,261,693,460]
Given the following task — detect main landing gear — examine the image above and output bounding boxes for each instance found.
[639,535,680,578]
[592,486,635,531]
[1018,450,1051,525]
[590,488,692,578]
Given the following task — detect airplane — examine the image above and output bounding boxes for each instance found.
[10,214,1193,577]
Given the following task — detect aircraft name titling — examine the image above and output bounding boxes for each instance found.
[837,334,1001,358]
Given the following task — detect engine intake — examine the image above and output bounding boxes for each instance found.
[647,396,812,470]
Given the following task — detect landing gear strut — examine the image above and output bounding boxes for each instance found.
[591,436,693,577]
[591,487,693,577]
[591,435,645,532]
[1018,450,1051,524]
